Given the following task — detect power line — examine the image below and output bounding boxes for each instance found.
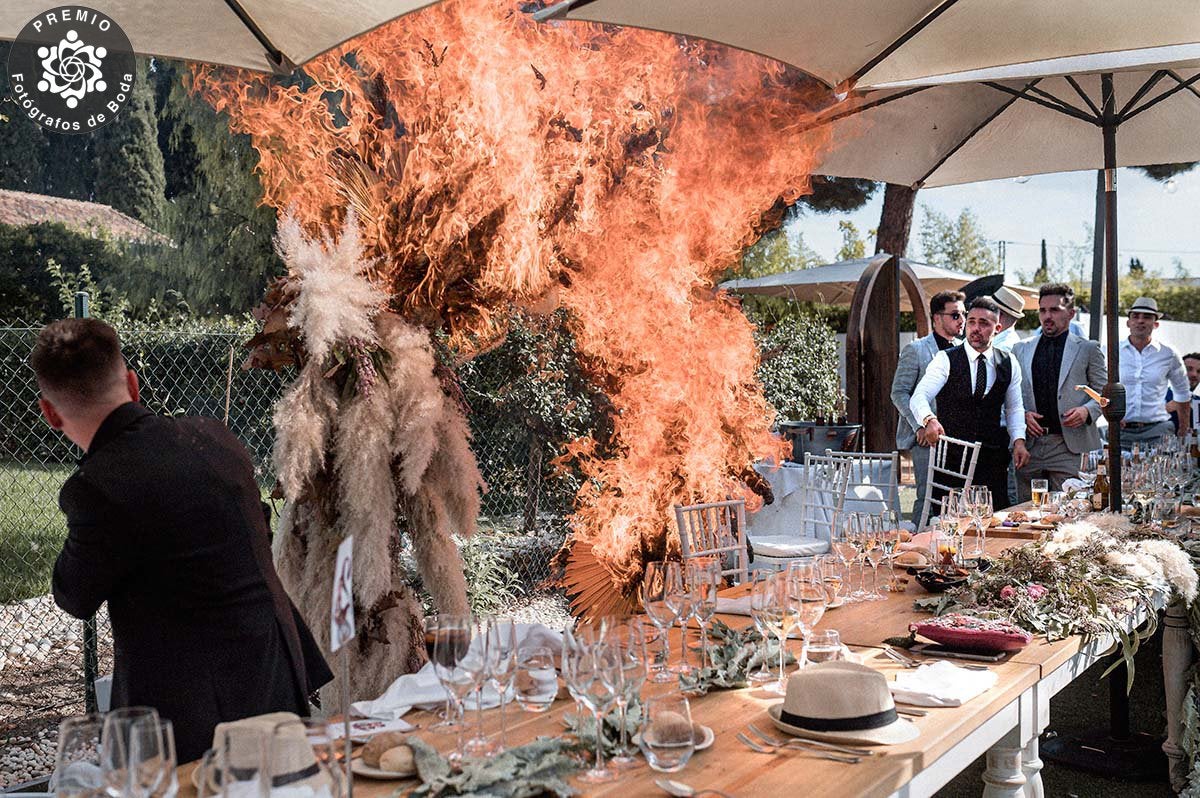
[994,238,1200,257]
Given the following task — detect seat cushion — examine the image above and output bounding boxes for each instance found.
[749,535,830,558]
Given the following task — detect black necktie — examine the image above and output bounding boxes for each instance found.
[973,353,987,400]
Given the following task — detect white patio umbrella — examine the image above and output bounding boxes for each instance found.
[532,0,1200,91]
[1,0,441,73]
[719,255,1036,311]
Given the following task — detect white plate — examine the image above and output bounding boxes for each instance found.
[634,724,714,751]
[350,759,418,780]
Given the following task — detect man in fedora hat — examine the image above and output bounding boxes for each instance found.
[1119,296,1191,448]
[890,289,966,526]
[1012,284,1107,501]
[989,285,1026,352]
[911,296,1030,509]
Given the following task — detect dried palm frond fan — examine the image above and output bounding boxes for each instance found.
[562,541,640,620]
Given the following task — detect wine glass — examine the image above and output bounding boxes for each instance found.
[610,620,649,771]
[52,714,105,798]
[424,614,457,734]
[564,643,620,783]
[832,514,861,603]
[640,561,681,683]
[127,718,176,798]
[431,613,475,763]
[514,645,558,712]
[877,510,901,591]
[747,571,777,684]
[101,707,160,798]
[638,695,695,773]
[485,617,519,754]
[665,567,695,676]
[687,560,720,670]
[860,515,885,601]
[461,617,496,758]
[751,574,788,695]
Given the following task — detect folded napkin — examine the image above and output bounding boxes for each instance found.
[889,660,997,707]
[352,623,563,720]
[1062,478,1089,493]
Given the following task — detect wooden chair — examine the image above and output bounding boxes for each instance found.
[825,449,902,517]
[674,499,749,584]
[916,434,982,532]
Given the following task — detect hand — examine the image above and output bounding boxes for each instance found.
[923,418,945,445]
[915,427,929,447]
[1025,411,1045,439]
[1061,407,1089,428]
[1012,439,1030,470]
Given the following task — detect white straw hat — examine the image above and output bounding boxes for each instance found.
[991,285,1026,320]
[768,661,919,746]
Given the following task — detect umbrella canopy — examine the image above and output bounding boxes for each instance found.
[719,255,1035,311]
[1,0,440,73]
[533,0,1200,90]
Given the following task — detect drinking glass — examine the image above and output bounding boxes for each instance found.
[747,571,776,684]
[640,561,681,683]
[831,516,859,603]
[431,613,475,763]
[485,617,519,754]
[1030,479,1049,520]
[460,617,496,758]
[751,574,788,695]
[514,645,558,712]
[611,621,649,770]
[423,614,457,734]
[783,567,828,666]
[806,630,844,664]
[877,511,901,591]
[564,644,620,783]
[687,560,720,670]
[861,515,885,601]
[965,486,991,561]
[270,719,341,798]
[638,695,695,773]
[665,567,695,676]
[215,727,268,798]
[817,554,844,603]
[52,714,105,798]
[127,718,176,798]
[101,707,161,798]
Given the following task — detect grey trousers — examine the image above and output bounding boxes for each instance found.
[1118,419,1175,451]
[1015,433,1079,503]
[910,443,930,528]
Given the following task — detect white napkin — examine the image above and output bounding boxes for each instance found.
[1062,478,1089,493]
[351,623,562,720]
[715,596,753,616]
[889,660,998,707]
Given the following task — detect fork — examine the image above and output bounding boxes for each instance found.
[883,646,990,671]
[735,733,862,763]
[745,724,876,757]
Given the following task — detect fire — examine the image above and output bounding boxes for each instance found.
[193,0,839,613]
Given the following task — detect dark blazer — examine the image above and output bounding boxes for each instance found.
[53,403,332,763]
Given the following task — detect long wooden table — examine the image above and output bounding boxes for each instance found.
[177,529,1169,798]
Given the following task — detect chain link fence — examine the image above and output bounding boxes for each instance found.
[0,322,571,786]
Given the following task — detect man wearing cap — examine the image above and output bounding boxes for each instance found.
[1119,297,1191,448]
[990,285,1026,352]
[911,296,1030,509]
[1012,284,1107,501]
[890,290,966,526]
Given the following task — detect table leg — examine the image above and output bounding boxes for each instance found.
[1162,599,1195,792]
[982,743,1027,798]
[1020,737,1043,798]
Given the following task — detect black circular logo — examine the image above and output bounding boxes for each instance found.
[6,6,135,134]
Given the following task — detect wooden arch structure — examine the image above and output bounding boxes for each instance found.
[846,255,931,453]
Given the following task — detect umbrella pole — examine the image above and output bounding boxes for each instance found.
[1088,170,1105,340]
[1099,73,1126,515]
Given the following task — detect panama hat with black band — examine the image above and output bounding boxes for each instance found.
[991,285,1026,320]
[1129,296,1163,318]
[768,661,919,746]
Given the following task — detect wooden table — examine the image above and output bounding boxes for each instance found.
[176,527,1172,798]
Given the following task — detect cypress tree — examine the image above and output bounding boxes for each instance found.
[91,57,166,226]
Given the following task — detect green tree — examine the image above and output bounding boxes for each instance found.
[837,220,867,261]
[919,206,999,275]
[1033,239,1050,284]
[92,58,167,226]
[737,227,823,278]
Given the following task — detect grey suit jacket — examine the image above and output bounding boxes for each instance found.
[1012,332,1107,454]
[891,333,943,450]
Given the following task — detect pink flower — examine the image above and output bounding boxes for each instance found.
[1026,584,1048,600]
[999,585,1017,601]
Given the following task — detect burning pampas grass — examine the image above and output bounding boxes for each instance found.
[268,214,480,700]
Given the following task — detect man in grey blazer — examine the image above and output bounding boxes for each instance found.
[891,289,966,525]
[1013,283,1107,501]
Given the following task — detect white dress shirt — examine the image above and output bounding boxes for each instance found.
[1119,338,1191,423]
[991,326,1021,352]
[910,346,1027,445]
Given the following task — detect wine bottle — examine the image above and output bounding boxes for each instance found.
[1091,458,1109,511]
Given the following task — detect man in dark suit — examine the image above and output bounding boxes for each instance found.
[33,318,332,762]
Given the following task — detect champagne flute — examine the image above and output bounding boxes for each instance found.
[432,614,475,763]
[485,617,519,754]
[640,561,681,683]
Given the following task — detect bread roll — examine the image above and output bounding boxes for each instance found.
[362,731,409,767]
[378,745,416,776]
[895,550,928,567]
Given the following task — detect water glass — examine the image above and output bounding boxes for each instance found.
[638,695,695,773]
[127,718,176,798]
[52,714,105,798]
[806,630,844,664]
[216,727,268,798]
[101,707,161,798]
[514,645,558,712]
[270,719,341,798]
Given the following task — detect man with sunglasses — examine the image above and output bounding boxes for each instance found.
[891,290,965,525]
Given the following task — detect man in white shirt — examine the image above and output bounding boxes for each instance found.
[1118,297,1192,449]
[911,297,1030,510]
[990,285,1026,352]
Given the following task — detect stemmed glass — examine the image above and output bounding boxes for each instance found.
[611,620,649,771]
[965,487,992,561]
[665,568,695,676]
[747,571,777,684]
[751,574,788,695]
[461,617,496,758]
[936,491,962,570]
[687,560,720,670]
[831,515,860,603]
[564,642,621,783]
[424,615,457,734]
[431,614,475,763]
[52,714,105,798]
[878,510,901,591]
[485,617,518,755]
[784,564,828,666]
[845,513,871,601]
[861,515,886,601]
[640,561,681,683]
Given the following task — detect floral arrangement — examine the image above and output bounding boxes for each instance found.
[405,736,580,797]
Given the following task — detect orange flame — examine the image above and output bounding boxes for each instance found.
[193,0,839,608]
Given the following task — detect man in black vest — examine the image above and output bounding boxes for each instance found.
[910,297,1030,509]
[33,318,332,763]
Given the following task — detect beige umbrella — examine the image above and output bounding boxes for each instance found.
[1,0,440,73]
[719,255,1035,311]
[533,0,1200,91]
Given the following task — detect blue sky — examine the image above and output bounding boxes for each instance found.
[792,166,1200,281]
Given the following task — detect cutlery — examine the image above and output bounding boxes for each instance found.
[745,724,876,757]
[655,778,733,798]
[894,705,928,717]
[735,732,862,763]
[884,646,990,672]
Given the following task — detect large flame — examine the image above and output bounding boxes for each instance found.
[193,0,841,609]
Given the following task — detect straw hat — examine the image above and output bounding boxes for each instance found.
[1129,297,1162,318]
[768,661,919,746]
[991,285,1026,320]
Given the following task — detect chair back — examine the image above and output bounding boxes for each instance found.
[799,453,853,543]
[674,499,749,583]
[825,449,901,516]
[917,435,982,531]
